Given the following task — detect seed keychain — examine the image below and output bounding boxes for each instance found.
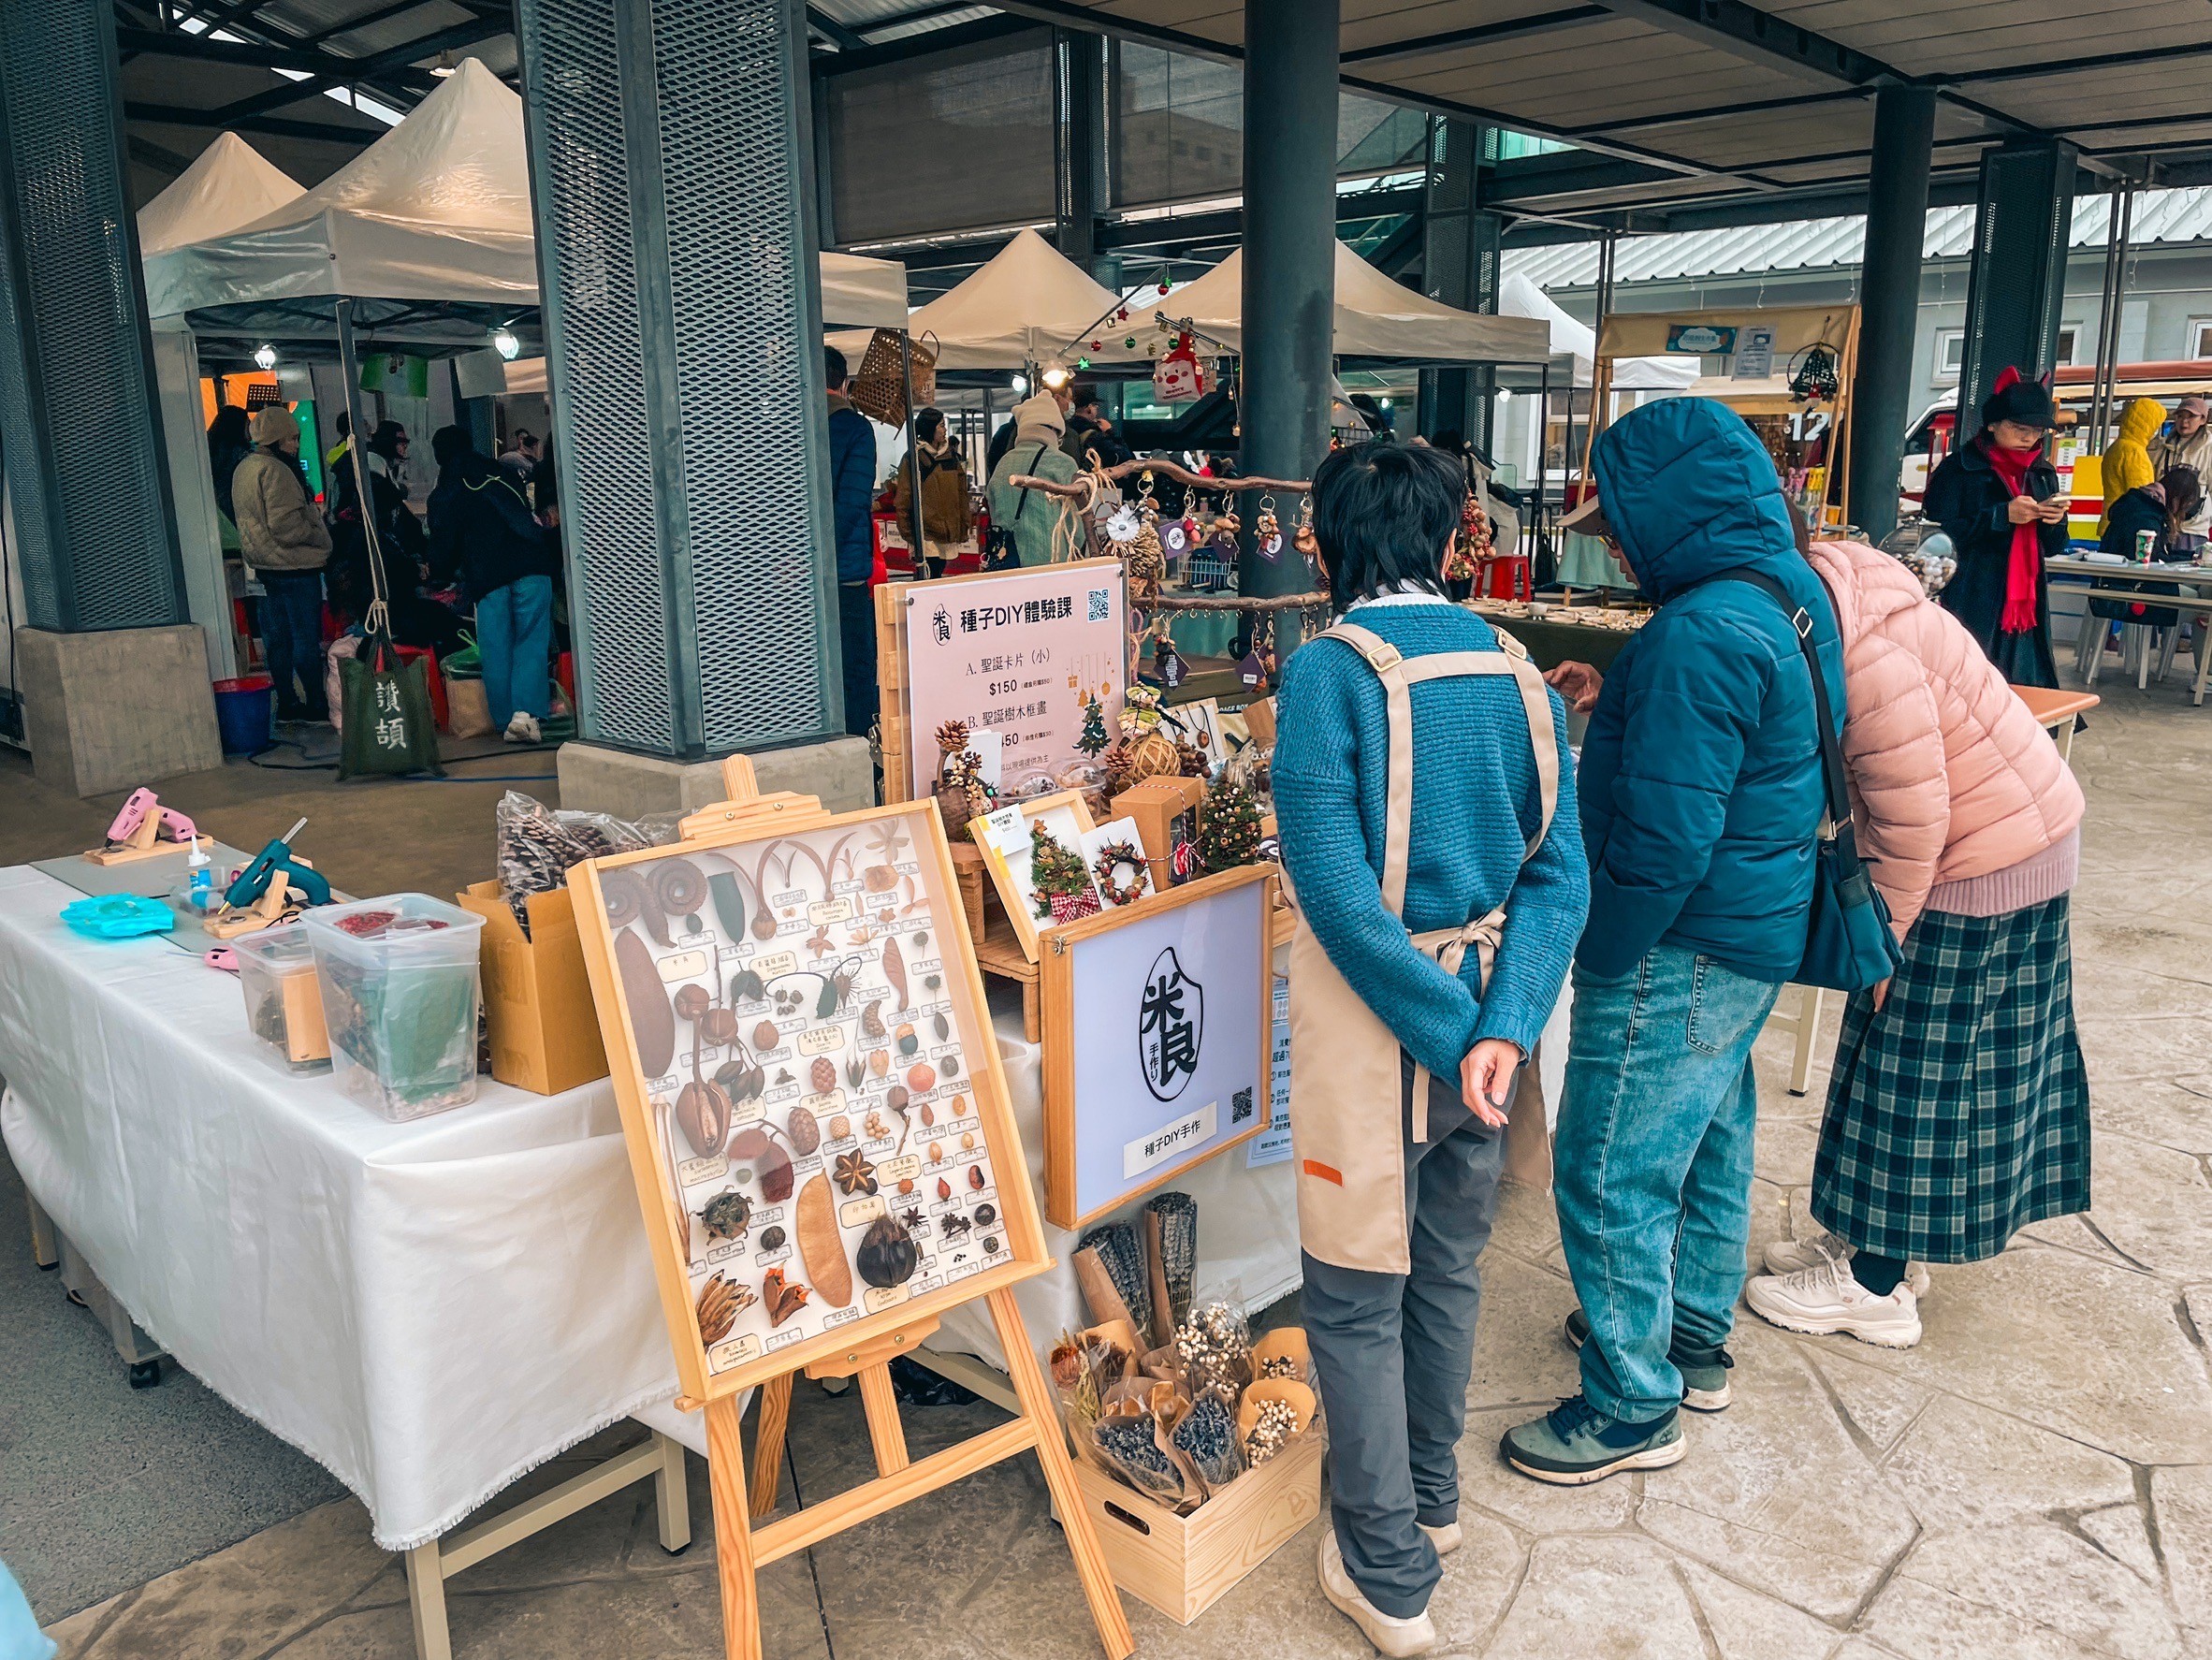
[1256,494,1283,561]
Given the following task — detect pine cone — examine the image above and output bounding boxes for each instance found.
[1103,738,1134,793]
[935,720,970,756]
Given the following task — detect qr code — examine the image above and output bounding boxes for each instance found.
[1087,587,1111,622]
[1230,1087,1254,1125]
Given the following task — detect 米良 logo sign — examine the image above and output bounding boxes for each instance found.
[1138,945,1203,1101]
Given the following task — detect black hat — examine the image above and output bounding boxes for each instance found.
[1981,367,2054,430]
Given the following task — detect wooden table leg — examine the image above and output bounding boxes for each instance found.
[24,1191,57,1269]
[1022,979,1041,1043]
[987,1288,1134,1660]
[749,1373,793,1517]
[405,1541,453,1660]
[704,1393,766,1660]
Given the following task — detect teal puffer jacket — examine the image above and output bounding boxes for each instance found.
[1574,397,1845,983]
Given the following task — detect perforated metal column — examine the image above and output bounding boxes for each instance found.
[517,0,838,757]
[1957,138,2077,445]
[0,0,182,633]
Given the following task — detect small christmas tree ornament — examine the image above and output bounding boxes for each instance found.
[1194,778,1263,875]
[1077,693,1111,758]
[1027,820,1099,925]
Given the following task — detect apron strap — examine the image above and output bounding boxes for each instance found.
[1306,616,1563,1144]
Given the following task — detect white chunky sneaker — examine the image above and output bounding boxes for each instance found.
[503,711,542,745]
[1746,1257,1923,1348]
[1762,1229,1930,1298]
[1419,1521,1461,1556]
[1319,1530,1437,1656]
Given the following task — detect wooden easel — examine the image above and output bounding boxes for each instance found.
[578,755,1135,1660]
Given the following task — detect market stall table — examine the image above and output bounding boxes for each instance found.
[2045,553,2212,703]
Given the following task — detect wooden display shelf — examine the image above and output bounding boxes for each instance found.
[973,913,1041,1042]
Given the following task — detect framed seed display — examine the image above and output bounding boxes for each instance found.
[570,789,1133,1660]
[572,800,1048,1396]
[968,789,1100,961]
[1039,864,1277,1229]
[878,558,1128,805]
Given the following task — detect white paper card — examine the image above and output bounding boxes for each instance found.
[1124,1099,1217,1179]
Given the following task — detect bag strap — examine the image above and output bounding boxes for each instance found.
[1688,566,1850,833]
[1011,444,1048,525]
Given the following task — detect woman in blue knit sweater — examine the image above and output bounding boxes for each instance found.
[1274,442,1588,1657]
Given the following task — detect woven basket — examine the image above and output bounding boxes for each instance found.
[850,328,937,425]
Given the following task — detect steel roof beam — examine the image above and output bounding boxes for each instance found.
[1586,0,1885,88]
[200,16,501,121]
[124,99,381,142]
[114,23,327,74]
[1945,41,2212,87]
[807,6,870,51]
[1341,7,1609,65]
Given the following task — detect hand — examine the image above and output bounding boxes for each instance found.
[1544,660,1604,713]
[2036,498,2071,522]
[1870,978,1890,1012]
[2006,495,2044,525]
[1461,1040,1521,1130]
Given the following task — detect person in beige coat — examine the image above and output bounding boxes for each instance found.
[231,405,334,721]
[1745,536,2088,1349]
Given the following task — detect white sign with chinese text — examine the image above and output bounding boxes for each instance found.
[899,560,1126,800]
[1059,876,1269,1219]
[1247,978,1293,1168]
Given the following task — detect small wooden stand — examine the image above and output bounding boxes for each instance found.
[82,822,197,867]
[205,871,300,939]
[572,758,1134,1660]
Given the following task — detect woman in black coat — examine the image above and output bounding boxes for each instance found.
[1925,371,2070,687]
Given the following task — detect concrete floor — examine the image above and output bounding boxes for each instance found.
[18,672,2212,1659]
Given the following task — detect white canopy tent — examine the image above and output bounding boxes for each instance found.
[1497,272,1697,392]
[136,133,301,256]
[145,57,907,357]
[1162,242,1550,363]
[826,227,1140,370]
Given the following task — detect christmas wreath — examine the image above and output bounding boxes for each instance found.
[1090,837,1148,907]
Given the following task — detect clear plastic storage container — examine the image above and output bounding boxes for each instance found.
[233,924,330,1073]
[303,894,486,1121]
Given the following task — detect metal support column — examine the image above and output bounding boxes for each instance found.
[1241,0,1339,656]
[517,0,839,758]
[1845,82,1934,545]
[0,0,183,633]
[1056,29,1106,272]
[2088,182,2133,452]
[1421,117,1503,450]
[1957,138,2079,445]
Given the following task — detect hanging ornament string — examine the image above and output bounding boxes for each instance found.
[346,415,392,642]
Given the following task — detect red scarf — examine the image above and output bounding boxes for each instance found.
[1976,431,2045,633]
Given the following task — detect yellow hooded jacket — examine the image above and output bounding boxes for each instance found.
[2100,398,2166,531]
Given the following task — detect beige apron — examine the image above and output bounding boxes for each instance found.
[1286,619,1560,1275]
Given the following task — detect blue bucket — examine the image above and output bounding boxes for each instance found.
[211,676,274,754]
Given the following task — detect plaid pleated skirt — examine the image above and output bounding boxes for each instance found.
[1812,896,2090,1263]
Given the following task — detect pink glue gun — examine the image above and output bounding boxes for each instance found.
[106,788,197,850]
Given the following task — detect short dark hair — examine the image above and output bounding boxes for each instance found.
[1311,440,1464,614]
[823,345,849,390]
[1070,383,1099,410]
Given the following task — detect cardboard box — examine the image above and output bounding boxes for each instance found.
[458,882,611,1095]
[1110,775,1205,888]
[1070,1427,1323,1624]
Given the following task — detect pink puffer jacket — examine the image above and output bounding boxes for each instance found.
[1807,539,2085,932]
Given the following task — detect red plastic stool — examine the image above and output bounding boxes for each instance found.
[1479,555,1533,601]
[391,644,448,731]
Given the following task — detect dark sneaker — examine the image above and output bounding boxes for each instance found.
[1502,1396,1685,1486]
[1562,1309,1733,1412]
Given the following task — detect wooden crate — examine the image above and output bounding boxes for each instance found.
[948,840,988,945]
[1070,1427,1324,1624]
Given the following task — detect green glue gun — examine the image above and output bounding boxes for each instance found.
[224,818,331,910]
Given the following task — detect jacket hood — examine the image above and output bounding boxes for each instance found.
[1592,398,1797,602]
[2118,399,2167,444]
[1011,391,1066,437]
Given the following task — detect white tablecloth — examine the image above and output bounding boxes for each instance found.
[0,865,671,1551]
[0,862,1563,1519]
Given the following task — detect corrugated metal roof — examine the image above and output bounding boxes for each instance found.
[1506,187,2212,290]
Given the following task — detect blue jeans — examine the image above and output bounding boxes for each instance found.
[476,575,552,729]
[257,568,326,715]
[1555,945,1782,1423]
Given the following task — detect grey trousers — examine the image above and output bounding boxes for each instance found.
[1302,1057,1508,1619]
